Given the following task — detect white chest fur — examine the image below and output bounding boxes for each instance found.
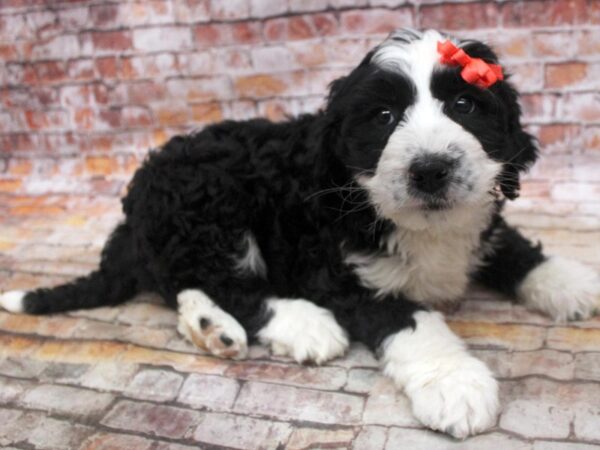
[345,224,484,305]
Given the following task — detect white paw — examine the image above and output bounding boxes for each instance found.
[0,290,25,313]
[518,256,600,322]
[177,289,248,360]
[405,355,499,439]
[257,298,349,365]
[382,311,499,438]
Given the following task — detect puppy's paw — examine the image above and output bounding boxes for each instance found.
[405,355,499,439]
[177,289,248,360]
[518,256,600,322]
[382,311,498,438]
[0,290,26,313]
[257,298,349,364]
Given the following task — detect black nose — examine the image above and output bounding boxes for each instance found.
[408,157,454,195]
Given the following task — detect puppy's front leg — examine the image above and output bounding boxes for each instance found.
[381,310,499,439]
[474,215,600,321]
[330,296,498,438]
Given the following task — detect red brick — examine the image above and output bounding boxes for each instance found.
[532,31,575,58]
[121,106,153,127]
[120,54,178,80]
[420,2,498,29]
[7,159,33,176]
[545,62,588,88]
[520,93,559,122]
[126,81,167,104]
[234,381,364,424]
[537,124,582,150]
[157,107,191,126]
[494,32,531,60]
[194,21,262,48]
[58,6,89,31]
[20,384,114,419]
[33,61,68,84]
[502,0,586,27]
[173,0,211,23]
[133,26,193,52]
[341,9,413,34]
[85,156,120,176]
[80,432,154,450]
[67,59,96,81]
[577,30,600,55]
[24,109,67,130]
[262,14,337,43]
[0,179,23,193]
[582,125,600,152]
[193,413,292,449]
[95,57,118,78]
[91,30,133,52]
[101,400,202,439]
[235,74,288,98]
[30,35,80,60]
[89,4,120,28]
[191,102,222,124]
[559,92,600,122]
[74,108,95,130]
[0,133,37,153]
[27,10,60,39]
[249,0,288,18]
[210,0,250,20]
[0,44,18,59]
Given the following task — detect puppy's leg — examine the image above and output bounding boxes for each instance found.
[382,310,499,439]
[257,298,349,364]
[517,256,600,322]
[474,215,600,321]
[177,289,248,359]
[325,295,498,438]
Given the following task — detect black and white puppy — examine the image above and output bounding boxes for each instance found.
[2,29,600,438]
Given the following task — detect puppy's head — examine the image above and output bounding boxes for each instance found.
[326,29,537,230]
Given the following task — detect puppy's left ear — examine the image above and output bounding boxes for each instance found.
[497,82,538,200]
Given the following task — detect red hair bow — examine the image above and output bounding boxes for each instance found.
[437,40,504,89]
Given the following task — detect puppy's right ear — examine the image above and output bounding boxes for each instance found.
[327,50,375,105]
[327,76,348,104]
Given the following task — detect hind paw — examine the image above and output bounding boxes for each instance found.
[177,289,248,360]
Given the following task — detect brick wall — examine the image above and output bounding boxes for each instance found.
[0,0,599,221]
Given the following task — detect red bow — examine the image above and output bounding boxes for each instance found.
[437,40,504,88]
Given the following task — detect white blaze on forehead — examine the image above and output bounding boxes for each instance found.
[372,29,448,102]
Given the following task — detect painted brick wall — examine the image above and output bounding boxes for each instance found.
[0,0,599,221]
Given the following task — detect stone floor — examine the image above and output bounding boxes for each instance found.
[1,197,600,450]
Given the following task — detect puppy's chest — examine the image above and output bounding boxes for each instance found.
[345,230,480,304]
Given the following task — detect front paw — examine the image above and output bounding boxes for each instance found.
[405,355,499,439]
[518,256,600,322]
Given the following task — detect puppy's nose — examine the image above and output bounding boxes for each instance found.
[408,157,454,194]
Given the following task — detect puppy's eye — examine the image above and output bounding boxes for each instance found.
[453,96,476,114]
[375,109,395,126]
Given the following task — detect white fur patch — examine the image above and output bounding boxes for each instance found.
[257,298,349,364]
[518,256,600,322]
[0,290,25,313]
[345,223,485,305]
[234,231,267,278]
[177,289,248,359]
[382,310,499,438]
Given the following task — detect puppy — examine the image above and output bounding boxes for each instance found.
[2,29,599,438]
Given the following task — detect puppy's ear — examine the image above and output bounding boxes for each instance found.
[497,82,538,200]
[461,40,538,200]
[327,50,375,106]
